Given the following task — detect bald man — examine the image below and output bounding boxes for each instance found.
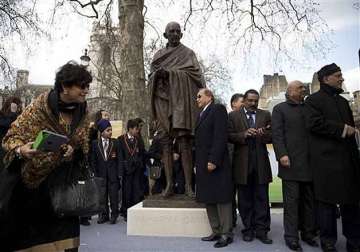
[272,81,318,251]
[148,21,205,197]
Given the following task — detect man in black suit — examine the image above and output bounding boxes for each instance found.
[305,63,360,252]
[228,89,273,244]
[118,119,145,221]
[90,119,121,224]
[195,88,233,248]
[272,81,318,251]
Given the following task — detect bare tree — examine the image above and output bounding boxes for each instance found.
[182,0,331,64]
[0,0,44,87]
[1,0,335,138]
[199,56,233,104]
[53,0,331,128]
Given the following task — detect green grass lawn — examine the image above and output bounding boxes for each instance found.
[269,177,283,203]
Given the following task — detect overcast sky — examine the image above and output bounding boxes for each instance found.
[5,0,360,103]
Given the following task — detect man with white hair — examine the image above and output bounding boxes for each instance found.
[195,88,233,248]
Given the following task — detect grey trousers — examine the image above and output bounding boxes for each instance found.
[206,202,233,236]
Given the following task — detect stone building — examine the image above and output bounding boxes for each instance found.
[86,22,122,120]
[259,73,288,109]
[0,70,52,109]
[259,73,312,111]
[352,90,360,128]
[310,72,320,93]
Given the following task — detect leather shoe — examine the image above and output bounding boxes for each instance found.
[214,235,232,248]
[201,233,220,241]
[286,241,303,251]
[97,216,109,224]
[256,234,273,244]
[302,238,319,247]
[243,233,254,242]
[321,242,337,252]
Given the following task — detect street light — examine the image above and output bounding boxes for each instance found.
[80,49,91,67]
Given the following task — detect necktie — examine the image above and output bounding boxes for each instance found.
[246,111,255,128]
[103,140,108,160]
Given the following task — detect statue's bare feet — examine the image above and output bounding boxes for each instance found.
[185,184,195,197]
[162,183,174,198]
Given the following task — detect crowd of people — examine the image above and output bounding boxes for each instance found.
[0,20,358,252]
[195,63,360,251]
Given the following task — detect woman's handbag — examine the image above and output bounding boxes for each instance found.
[49,160,106,217]
[148,158,162,180]
[0,158,22,218]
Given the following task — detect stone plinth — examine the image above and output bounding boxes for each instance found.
[127,202,212,237]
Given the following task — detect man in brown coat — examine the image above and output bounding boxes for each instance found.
[148,21,205,197]
[228,89,273,244]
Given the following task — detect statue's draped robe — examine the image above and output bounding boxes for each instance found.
[149,43,205,137]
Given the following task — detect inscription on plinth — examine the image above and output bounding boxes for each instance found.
[143,194,205,208]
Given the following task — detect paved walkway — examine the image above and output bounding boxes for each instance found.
[79,211,347,252]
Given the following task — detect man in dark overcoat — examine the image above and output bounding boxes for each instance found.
[195,88,233,248]
[272,81,318,251]
[228,89,273,244]
[305,63,360,252]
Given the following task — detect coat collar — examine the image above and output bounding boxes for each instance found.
[285,98,304,106]
[320,83,344,96]
[196,102,214,129]
[241,107,264,128]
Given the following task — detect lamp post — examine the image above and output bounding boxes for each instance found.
[80,49,91,67]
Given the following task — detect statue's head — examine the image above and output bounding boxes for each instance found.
[164,22,183,47]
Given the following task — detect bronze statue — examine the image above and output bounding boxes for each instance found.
[149,22,205,197]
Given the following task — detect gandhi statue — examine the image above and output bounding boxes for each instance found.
[148,22,205,197]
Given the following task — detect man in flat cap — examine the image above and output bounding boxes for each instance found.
[148,21,205,197]
[305,63,360,252]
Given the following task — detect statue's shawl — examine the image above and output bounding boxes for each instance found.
[2,91,90,188]
[149,43,205,134]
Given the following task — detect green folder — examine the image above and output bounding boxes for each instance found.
[32,130,69,152]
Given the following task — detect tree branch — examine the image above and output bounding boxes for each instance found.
[184,0,193,31]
